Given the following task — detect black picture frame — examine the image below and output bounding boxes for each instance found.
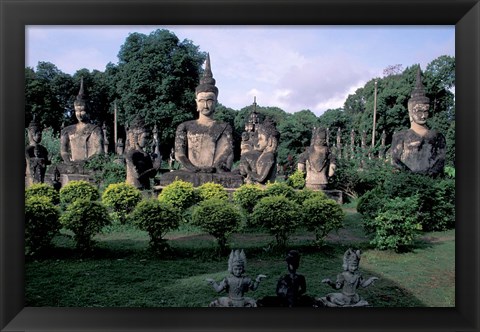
[1,0,479,331]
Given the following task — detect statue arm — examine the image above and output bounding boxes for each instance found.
[250,274,267,291]
[174,123,200,172]
[249,153,275,183]
[213,124,234,172]
[390,133,406,170]
[93,126,104,155]
[60,130,71,162]
[206,278,227,293]
[360,276,379,288]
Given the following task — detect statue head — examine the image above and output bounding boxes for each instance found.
[342,248,361,272]
[286,250,300,273]
[129,116,149,149]
[407,67,430,126]
[311,127,327,147]
[228,249,246,277]
[195,54,218,117]
[27,117,42,144]
[255,117,280,152]
[74,78,89,123]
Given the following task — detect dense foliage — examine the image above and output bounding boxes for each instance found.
[232,183,265,215]
[25,196,61,255]
[158,179,197,211]
[59,180,100,207]
[191,198,242,252]
[101,182,143,223]
[286,169,306,189]
[251,195,301,248]
[25,183,60,205]
[195,182,229,202]
[60,199,112,251]
[129,199,182,254]
[358,170,455,236]
[300,197,345,247]
[370,196,423,252]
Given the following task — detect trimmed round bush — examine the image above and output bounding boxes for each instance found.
[371,195,422,252]
[251,195,301,247]
[264,181,297,200]
[25,183,60,205]
[158,179,197,211]
[301,196,344,247]
[60,199,111,250]
[192,198,242,252]
[196,182,229,202]
[101,182,142,223]
[286,170,306,189]
[25,196,61,255]
[293,188,327,204]
[60,180,99,206]
[129,200,181,253]
[232,183,265,214]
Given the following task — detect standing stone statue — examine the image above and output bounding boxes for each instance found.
[174,54,234,173]
[25,118,50,186]
[318,249,378,307]
[297,127,336,190]
[168,148,175,170]
[125,117,161,190]
[60,79,104,165]
[206,249,267,307]
[391,68,446,175]
[238,117,279,185]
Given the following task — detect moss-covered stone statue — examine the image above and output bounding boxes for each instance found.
[317,248,378,307]
[125,117,161,190]
[391,67,446,176]
[206,249,267,307]
[25,118,51,186]
[297,127,336,190]
[160,54,242,188]
[60,79,104,165]
[257,250,314,307]
[238,117,279,185]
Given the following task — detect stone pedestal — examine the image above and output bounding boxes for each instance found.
[159,170,244,188]
[323,189,343,204]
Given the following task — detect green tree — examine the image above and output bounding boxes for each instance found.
[114,29,206,156]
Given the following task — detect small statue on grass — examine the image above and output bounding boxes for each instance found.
[206,249,267,307]
[257,249,314,307]
[318,248,378,307]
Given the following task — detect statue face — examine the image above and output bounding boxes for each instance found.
[29,129,42,144]
[410,103,429,125]
[137,131,149,148]
[347,261,359,273]
[312,134,326,146]
[74,104,88,123]
[232,264,244,277]
[255,131,269,151]
[196,91,217,117]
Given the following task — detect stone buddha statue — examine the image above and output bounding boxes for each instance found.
[297,127,336,190]
[238,117,279,185]
[125,117,161,190]
[25,118,50,186]
[60,79,104,167]
[174,54,234,173]
[160,54,242,188]
[206,249,266,307]
[318,249,378,307]
[391,68,446,176]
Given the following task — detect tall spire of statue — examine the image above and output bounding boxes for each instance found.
[409,67,429,105]
[76,77,86,103]
[196,53,218,96]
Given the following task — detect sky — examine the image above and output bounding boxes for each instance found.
[26,25,454,116]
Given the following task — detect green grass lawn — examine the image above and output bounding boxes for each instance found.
[25,207,455,307]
